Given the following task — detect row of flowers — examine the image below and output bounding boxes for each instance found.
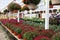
[0,19,60,40]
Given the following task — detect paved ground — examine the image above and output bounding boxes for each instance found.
[0,25,17,40]
[0,25,11,40]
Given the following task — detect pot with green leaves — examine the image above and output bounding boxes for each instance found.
[22,0,40,9]
[14,27,22,39]
[23,31,39,40]
[5,23,12,29]
[52,32,60,40]
[8,3,21,12]
[11,26,17,35]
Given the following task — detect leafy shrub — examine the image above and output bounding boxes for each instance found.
[41,30,55,38]
[8,3,21,11]
[5,23,11,28]
[21,26,34,36]
[54,28,60,33]
[52,32,60,40]
[23,31,38,40]
[49,18,58,25]
[14,27,22,34]
[49,25,58,31]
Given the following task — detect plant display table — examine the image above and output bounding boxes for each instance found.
[0,19,60,40]
[1,23,23,40]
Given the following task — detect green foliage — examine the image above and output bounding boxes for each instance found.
[49,25,60,32]
[23,31,38,40]
[54,29,60,33]
[8,3,21,11]
[49,18,58,25]
[23,0,40,5]
[5,23,11,28]
[22,18,45,24]
[15,27,22,34]
[52,32,60,40]
[49,25,58,31]
[3,9,9,14]
[59,9,60,12]
[49,0,52,5]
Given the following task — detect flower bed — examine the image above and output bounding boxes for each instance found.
[0,19,60,40]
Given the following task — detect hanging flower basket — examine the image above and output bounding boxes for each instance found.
[22,0,40,5]
[27,4,37,10]
[51,0,60,5]
[22,0,40,9]
[8,3,21,12]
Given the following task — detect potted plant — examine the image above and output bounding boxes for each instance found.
[49,0,53,8]
[52,32,60,40]
[14,27,22,39]
[22,0,40,9]
[10,26,17,35]
[8,3,21,13]
[5,23,14,33]
[41,30,55,38]
[23,31,38,40]
[34,35,50,40]
[3,9,9,14]
[21,26,34,36]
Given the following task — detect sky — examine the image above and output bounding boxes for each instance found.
[0,0,24,11]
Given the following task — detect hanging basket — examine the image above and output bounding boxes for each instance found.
[51,0,60,5]
[27,4,37,10]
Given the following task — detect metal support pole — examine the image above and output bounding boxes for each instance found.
[22,12,23,18]
[45,0,49,29]
[29,10,32,18]
[17,10,20,22]
[8,12,11,20]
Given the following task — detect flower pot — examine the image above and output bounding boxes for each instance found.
[8,27,11,30]
[49,5,53,8]
[13,32,17,36]
[10,30,14,33]
[24,38,27,40]
[27,4,37,10]
[17,34,22,39]
[51,0,60,5]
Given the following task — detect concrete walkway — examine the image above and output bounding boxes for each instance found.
[0,25,11,40]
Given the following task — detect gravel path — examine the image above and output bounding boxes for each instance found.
[0,25,11,40]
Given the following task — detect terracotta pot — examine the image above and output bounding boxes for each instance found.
[13,32,17,36]
[17,34,22,39]
[51,0,60,5]
[8,27,10,30]
[49,5,53,8]
[10,29,14,33]
[24,38,27,40]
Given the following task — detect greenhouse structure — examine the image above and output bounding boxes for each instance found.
[0,0,60,40]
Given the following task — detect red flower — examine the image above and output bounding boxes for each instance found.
[34,35,51,40]
[41,30,55,38]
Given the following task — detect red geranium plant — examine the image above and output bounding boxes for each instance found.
[34,35,51,40]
